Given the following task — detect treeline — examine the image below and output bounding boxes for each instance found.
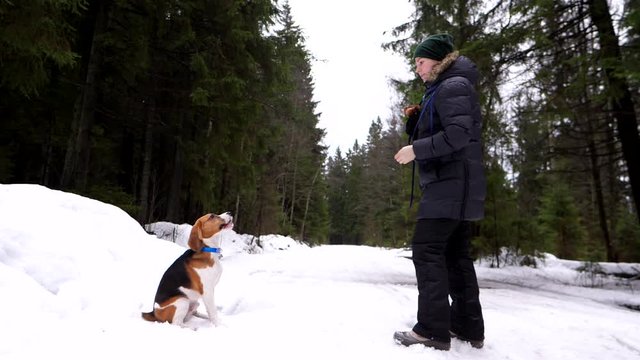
[326,118,410,247]
[0,0,327,241]
[3,0,640,263]
[327,0,640,263]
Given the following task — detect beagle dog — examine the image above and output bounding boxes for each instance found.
[142,212,234,327]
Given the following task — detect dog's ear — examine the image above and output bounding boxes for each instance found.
[187,217,205,251]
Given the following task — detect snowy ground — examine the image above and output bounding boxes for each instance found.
[1,183,639,360]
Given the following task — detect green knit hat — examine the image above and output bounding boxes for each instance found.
[414,33,454,61]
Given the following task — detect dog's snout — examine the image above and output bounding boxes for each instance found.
[210,212,233,221]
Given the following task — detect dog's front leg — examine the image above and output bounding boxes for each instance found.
[202,290,218,325]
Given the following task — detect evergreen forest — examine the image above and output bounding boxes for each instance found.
[2,0,640,263]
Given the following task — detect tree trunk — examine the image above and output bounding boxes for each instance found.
[235,194,241,230]
[588,0,640,224]
[137,11,159,225]
[492,181,500,268]
[137,95,155,224]
[41,103,55,187]
[166,138,184,222]
[281,131,294,229]
[300,166,321,241]
[586,134,615,261]
[60,0,109,191]
[606,122,619,260]
[289,147,298,229]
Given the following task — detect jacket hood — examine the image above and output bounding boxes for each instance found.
[425,51,479,86]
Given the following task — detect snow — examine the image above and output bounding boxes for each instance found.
[1,183,639,360]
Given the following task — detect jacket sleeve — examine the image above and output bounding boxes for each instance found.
[412,79,475,161]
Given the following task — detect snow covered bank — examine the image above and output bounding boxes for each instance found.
[1,184,639,360]
[146,220,308,255]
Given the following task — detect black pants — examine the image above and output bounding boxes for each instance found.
[411,219,484,342]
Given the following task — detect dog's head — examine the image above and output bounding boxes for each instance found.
[187,212,234,251]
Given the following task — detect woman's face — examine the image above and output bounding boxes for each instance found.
[414,57,439,82]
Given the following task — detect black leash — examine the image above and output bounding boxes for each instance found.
[407,85,440,208]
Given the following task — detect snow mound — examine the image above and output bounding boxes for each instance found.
[146,221,309,256]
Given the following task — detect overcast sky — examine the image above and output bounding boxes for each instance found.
[287,0,415,155]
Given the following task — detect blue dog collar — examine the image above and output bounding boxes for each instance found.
[202,247,221,253]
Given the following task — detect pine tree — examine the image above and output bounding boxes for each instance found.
[261,1,328,241]
[1,0,330,239]
[538,179,588,259]
[326,148,350,244]
[0,0,86,186]
[360,118,409,247]
[587,0,640,224]
[0,0,84,96]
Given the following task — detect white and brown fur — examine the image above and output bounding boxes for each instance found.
[142,212,233,327]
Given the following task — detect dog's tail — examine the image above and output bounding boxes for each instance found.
[141,311,158,322]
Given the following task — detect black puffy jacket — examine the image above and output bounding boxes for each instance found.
[410,52,486,221]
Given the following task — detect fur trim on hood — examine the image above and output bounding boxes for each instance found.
[426,51,460,83]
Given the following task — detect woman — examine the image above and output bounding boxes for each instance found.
[393,33,486,351]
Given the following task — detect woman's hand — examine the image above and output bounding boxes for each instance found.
[403,105,420,117]
[394,145,416,165]
[403,105,421,136]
